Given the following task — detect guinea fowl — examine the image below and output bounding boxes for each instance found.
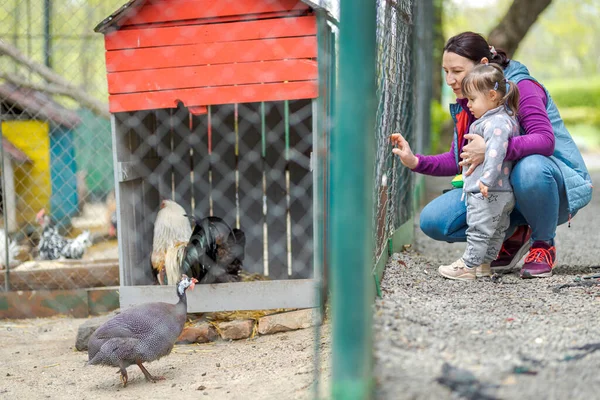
[87,274,198,387]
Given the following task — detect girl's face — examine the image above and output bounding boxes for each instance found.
[442,51,477,99]
[465,89,500,119]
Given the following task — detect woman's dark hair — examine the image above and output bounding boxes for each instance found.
[444,32,509,69]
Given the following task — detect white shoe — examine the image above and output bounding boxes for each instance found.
[439,258,476,281]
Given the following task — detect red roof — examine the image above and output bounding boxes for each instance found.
[94,0,325,33]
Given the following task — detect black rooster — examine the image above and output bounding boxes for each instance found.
[164,216,245,285]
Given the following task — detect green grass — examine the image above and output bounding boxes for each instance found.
[545,77,600,152]
[559,107,600,128]
[568,124,600,152]
[545,77,600,109]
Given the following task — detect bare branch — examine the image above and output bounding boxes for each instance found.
[0,72,73,97]
[0,39,110,119]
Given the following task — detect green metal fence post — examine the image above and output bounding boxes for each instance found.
[330,1,377,399]
[0,117,10,292]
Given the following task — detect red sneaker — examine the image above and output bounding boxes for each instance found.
[520,241,556,278]
[490,226,532,273]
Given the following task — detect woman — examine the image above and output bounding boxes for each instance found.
[391,32,592,278]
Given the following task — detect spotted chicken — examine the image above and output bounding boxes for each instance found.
[36,209,92,260]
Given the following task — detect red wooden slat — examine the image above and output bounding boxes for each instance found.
[108,59,318,94]
[104,15,317,50]
[106,36,317,72]
[120,0,310,26]
[108,81,318,112]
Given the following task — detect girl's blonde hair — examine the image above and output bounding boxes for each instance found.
[461,63,520,116]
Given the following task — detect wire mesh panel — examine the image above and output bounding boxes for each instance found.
[113,101,315,287]
[95,0,333,312]
[0,1,124,293]
[0,1,332,309]
[372,0,415,259]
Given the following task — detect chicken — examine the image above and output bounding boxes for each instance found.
[60,230,92,259]
[109,212,117,238]
[87,275,197,387]
[164,216,245,285]
[106,190,117,238]
[0,229,20,269]
[36,209,93,260]
[151,200,192,285]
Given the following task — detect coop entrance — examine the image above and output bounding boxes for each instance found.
[114,99,315,297]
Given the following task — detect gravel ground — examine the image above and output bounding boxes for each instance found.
[374,164,600,399]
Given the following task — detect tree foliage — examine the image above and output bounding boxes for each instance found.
[0,0,124,109]
[443,0,600,81]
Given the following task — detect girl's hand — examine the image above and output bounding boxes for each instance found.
[479,180,489,198]
[390,133,419,169]
[460,134,485,176]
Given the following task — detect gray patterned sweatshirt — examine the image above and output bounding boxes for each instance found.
[463,105,519,193]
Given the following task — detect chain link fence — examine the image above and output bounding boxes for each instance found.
[0,1,338,301]
[372,0,416,259]
[0,0,425,317]
[1,1,429,397]
[0,0,125,294]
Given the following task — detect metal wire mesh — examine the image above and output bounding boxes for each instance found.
[0,0,421,315]
[0,0,123,294]
[373,0,415,259]
[0,1,330,299]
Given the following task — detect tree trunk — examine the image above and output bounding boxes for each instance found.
[431,0,444,102]
[487,0,553,58]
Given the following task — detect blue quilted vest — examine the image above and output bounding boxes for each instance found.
[503,60,593,217]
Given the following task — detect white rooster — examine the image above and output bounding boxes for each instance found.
[151,200,192,285]
[0,229,20,268]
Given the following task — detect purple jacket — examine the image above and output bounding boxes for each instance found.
[413,80,555,176]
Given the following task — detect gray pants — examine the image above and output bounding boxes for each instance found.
[462,192,515,268]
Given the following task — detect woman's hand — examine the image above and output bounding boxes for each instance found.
[390,133,419,169]
[460,134,485,176]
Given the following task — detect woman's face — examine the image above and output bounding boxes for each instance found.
[442,51,477,99]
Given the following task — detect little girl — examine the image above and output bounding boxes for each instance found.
[438,63,520,281]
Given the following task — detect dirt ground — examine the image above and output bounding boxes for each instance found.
[1,317,330,399]
[1,202,330,400]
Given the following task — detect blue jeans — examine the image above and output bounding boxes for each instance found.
[420,155,571,243]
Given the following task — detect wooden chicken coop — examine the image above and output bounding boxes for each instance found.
[95,0,336,311]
